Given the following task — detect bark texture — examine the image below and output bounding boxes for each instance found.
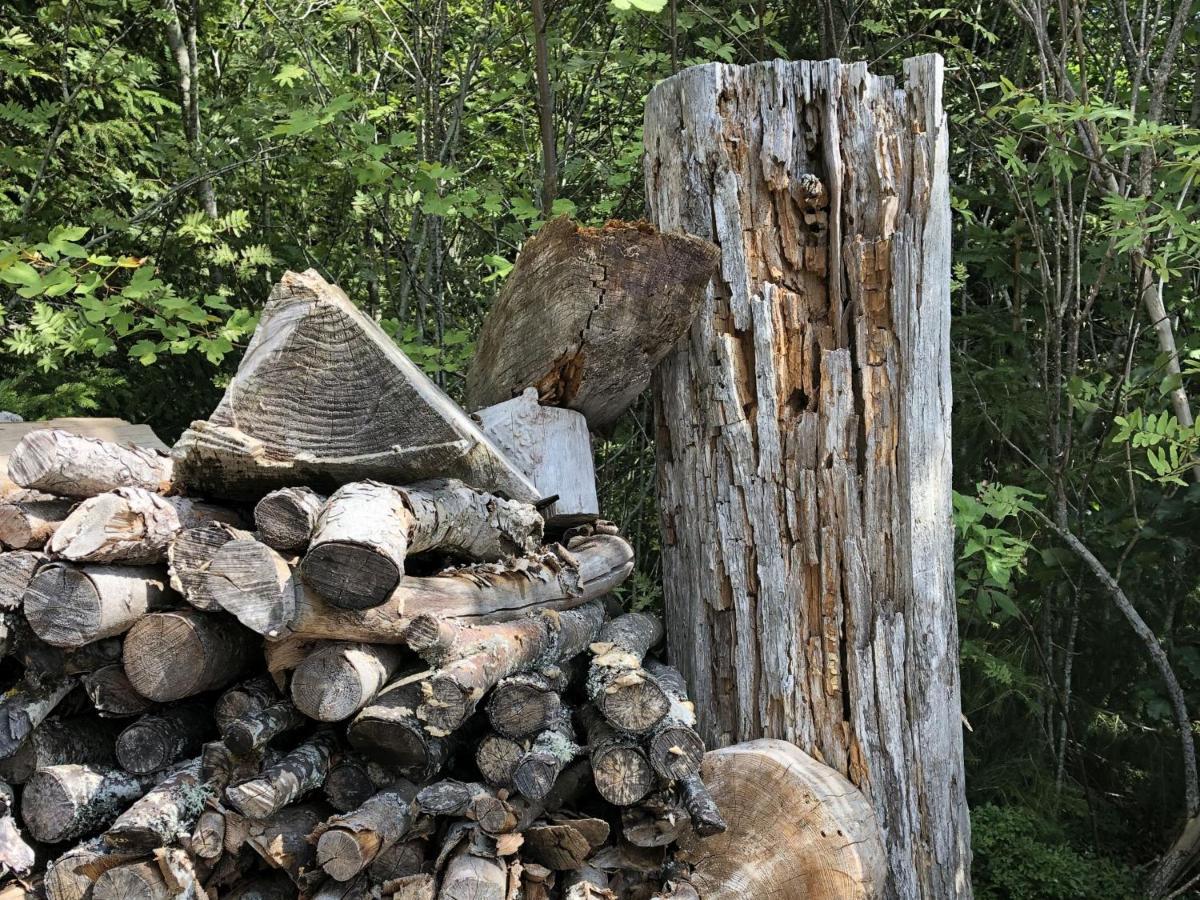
[644,57,970,897]
[290,642,406,722]
[24,563,169,648]
[7,430,173,498]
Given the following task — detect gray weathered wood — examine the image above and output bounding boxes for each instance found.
[642,660,704,781]
[24,563,169,648]
[222,699,307,757]
[203,538,298,637]
[0,498,73,550]
[314,783,417,881]
[254,486,325,551]
[167,521,253,610]
[0,676,77,759]
[0,550,46,610]
[115,705,212,774]
[123,610,255,701]
[103,758,210,849]
[580,706,652,807]
[644,56,970,898]
[346,677,448,780]
[290,642,406,722]
[7,430,173,499]
[171,269,539,502]
[83,665,154,718]
[21,764,151,842]
[224,730,338,819]
[0,715,120,783]
[586,611,668,734]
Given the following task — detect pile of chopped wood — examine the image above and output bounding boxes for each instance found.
[0,224,738,900]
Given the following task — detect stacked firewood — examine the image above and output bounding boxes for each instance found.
[0,238,732,899]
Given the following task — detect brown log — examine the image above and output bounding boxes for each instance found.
[191,808,225,859]
[0,715,120,783]
[24,563,169,648]
[0,550,46,610]
[522,822,594,871]
[21,764,151,842]
[92,861,170,900]
[414,780,514,835]
[166,521,252,610]
[315,783,418,881]
[0,676,76,759]
[8,430,173,499]
[213,676,279,733]
[0,498,73,550]
[642,661,705,781]
[418,602,604,733]
[224,730,338,819]
[580,707,653,806]
[43,838,141,900]
[123,610,255,702]
[242,801,330,888]
[586,612,668,734]
[83,665,154,718]
[254,486,325,551]
[115,705,212,774]
[47,488,240,564]
[439,843,507,900]
[170,269,538,503]
[475,733,525,789]
[103,758,210,849]
[512,708,580,802]
[384,873,436,900]
[346,677,448,779]
[281,535,631,643]
[485,670,567,740]
[290,641,406,722]
[222,699,307,757]
[465,216,719,431]
[202,538,297,637]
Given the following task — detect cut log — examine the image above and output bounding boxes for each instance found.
[580,707,653,806]
[283,535,630,643]
[8,430,173,499]
[214,676,279,733]
[191,808,225,859]
[0,676,76,759]
[386,873,436,900]
[512,708,581,802]
[83,665,154,718]
[243,801,330,887]
[24,563,169,648]
[439,843,507,900]
[473,389,598,526]
[676,773,725,837]
[47,488,240,564]
[315,783,418,881]
[475,733,525,789]
[21,764,150,842]
[225,874,298,900]
[224,730,338,819]
[167,521,252,610]
[561,865,612,899]
[44,838,141,900]
[672,740,885,899]
[92,861,170,900]
[415,780,514,835]
[486,668,571,740]
[347,678,448,779]
[302,479,543,610]
[103,758,210,849]
[0,715,120,783]
[586,612,668,734]
[114,705,212,774]
[0,498,73,550]
[418,602,604,732]
[465,216,719,431]
[290,642,406,722]
[222,699,307,757]
[123,610,255,702]
[323,753,380,812]
[522,822,592,871]
[645,57,970,896]
[642,661,704,781]
[170,269,539,502]
[14,624,123,681]
[203,538,297,637]
[254,487,325,551]
[0,550,46,610]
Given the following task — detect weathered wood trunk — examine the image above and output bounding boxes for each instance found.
[643,56,971,897]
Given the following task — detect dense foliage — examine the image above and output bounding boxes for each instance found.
[4,0,1200,892]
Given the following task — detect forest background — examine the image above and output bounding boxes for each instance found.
[3,0,1200,894]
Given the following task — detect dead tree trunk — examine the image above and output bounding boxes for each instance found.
[644,56,971,897]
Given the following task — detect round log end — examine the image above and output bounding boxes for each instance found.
[472,795,515,835]
[123,612,207,701]
[301,542,399,609]
[347,718,435,775]
[7,431,55,490]
[649,726,706,780]
[0,506,32,549]
[290,652,364,722]
[24,565,101,648]
[254,490,317,550]
[22,768,79,843]
[488,681,560,739]
[597,678,670,734]
[93,862,168,900]
[512,754,557,802]
[316,828,373,882]
[114,721,170,775]
[421,677,472,733]
[475,734,523,788]
[591,745,654,806]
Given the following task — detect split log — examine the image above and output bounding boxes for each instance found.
[0,550,46,610]
[302,479,543,610]
[92,861,170,900]
[642,661,704,781]
[24,564,169,648]
[21,764,150,842]
[214,676,279,733]
[0,498,73,550]
[415,780,514,835]
[580,707,653,806]
[346,678,448,779]
[282,535,629,643]
[486,666,573,739]
[47,488,240,564]
[439,843,507,900]
[123,610,255,702]
[586,611,667,733]
[291,642,406,722]
[523,822,594,871]
[418,602,604,732]
[103,758,210,849]
[114,705,212,774]
[473,389,598,526]
[224,730,338,819]
[512,708,581,802]
[0,676,76,759]
[83,665,154,718]
[676,773,725,837]
[475,733,524,789]
[167,521,252,610]
[645,57,970,895]
[465,216,719,431]
[203,538,297,637]
[385,873,436,900]
[44,838,141,900]
[315,783,417,881]
[0,715,120,783]
[170,269,539,502]
[222,699,307,757]
[254,487,325,551]
[8,430,173,498]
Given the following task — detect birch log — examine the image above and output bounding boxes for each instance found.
[254,487,325,550]
[7,430,173,498]
[123,610,255,701]
[0,498,73,550]
[644,56,970,897]
[24,564,169,648]
[290,642,406,722]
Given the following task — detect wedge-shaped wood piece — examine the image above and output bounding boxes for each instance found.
[171,269,539,501]
[674,740,885,899]
[465,217,719,431]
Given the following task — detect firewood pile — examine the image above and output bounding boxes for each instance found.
[0,222,743,900]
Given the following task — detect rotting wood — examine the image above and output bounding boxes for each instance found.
[21,764,151,843]
[103,758,210,850]
[643,660,704,781]
[222,698,307,757]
